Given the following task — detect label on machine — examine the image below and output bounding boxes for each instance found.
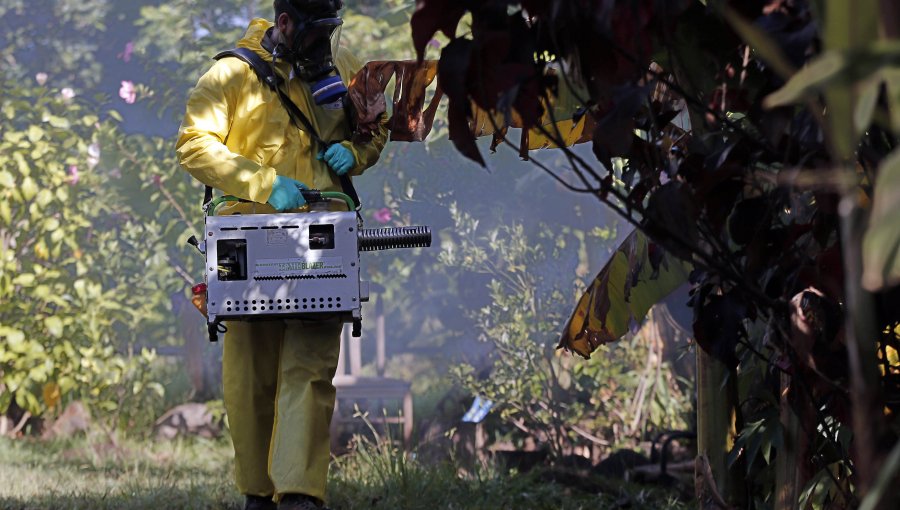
[254,257,344,277]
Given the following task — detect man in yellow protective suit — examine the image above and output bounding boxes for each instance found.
[175,1,387,509]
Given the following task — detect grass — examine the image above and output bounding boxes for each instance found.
[329,433,687,510]
[0,435,240,510]
[0,433,688,510]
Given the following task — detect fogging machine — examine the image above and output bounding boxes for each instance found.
[189,190,431,342]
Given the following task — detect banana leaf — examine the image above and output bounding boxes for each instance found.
[557,229,692,359]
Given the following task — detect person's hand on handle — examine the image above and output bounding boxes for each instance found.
[267,175,308,211]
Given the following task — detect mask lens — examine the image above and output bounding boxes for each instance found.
[330,23,342,59]
[296,18,342,55]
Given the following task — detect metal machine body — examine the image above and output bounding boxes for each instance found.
[205,210,366,328]
[194,193,431,341]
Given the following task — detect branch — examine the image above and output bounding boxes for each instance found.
[156,180,194,230]
[570,424,611,446]
[165,253,195,287]
[8,411,31,436]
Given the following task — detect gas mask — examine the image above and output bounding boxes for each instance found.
[276,0,347,107]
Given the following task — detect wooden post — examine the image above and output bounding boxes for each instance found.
[349,324,362,376]
[402,390,413,446]
[336,324,347,377]
[457,421,486,472]
[376,296,386,377]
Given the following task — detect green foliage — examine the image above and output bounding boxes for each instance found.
[133,0,271,116]
[0,0,421,431]
[443,207,690,458]
[0,0,111,89]
[342,0,417,63]
[0,80,172,425]
[413,0,900,505]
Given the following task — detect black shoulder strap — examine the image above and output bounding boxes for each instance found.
[208,48,362,210]
[214,48,280,90]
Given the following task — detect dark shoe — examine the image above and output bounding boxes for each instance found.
[244,494,277,510]
[278,493,330,510]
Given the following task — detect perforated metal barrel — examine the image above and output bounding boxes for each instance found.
[358,226,432,251]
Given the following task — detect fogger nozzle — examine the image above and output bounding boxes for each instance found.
[359,226,431,251]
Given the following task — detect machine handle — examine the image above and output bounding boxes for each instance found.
[206,190,356,215]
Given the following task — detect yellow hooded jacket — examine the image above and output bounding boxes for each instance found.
[176,18,387,213]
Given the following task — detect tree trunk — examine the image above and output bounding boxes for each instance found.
[775,372,803,510]
[696,348,744,510]
[839,197,884,500]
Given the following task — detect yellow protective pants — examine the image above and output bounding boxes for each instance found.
[223,319,342,501]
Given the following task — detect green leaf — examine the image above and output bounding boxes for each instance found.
[44,316,64,338]
[862,149,900,290]
[35,189,53,209]
[13,273,35,287]
[21,177,38,201]
[0,391,11,414]
[763,41,900,160]
[27,125,44,142]
[14,152,30,176]
[0,170,14,188]
[0,201,10,224]
[46,115,71,129]
[764,44,900,108]
[0,326,26,348]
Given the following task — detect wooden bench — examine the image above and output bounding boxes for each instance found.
[331,298,413,448]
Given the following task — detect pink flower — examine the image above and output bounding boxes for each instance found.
[373,207,392,224]
[35,73,48,86]
[60,88,75,101]
[119,80,136,104]
[428,39,441,49]
[68,165,79,185]
[118,41,134,63]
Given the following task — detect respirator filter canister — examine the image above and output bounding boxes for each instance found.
[310,74,347,106]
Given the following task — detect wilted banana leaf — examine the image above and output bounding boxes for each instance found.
[557,229,692,359]
[348,59,592,153]
[348,60,442,143]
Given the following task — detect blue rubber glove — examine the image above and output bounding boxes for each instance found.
[267,175,308,211]
[317,143,356,176]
